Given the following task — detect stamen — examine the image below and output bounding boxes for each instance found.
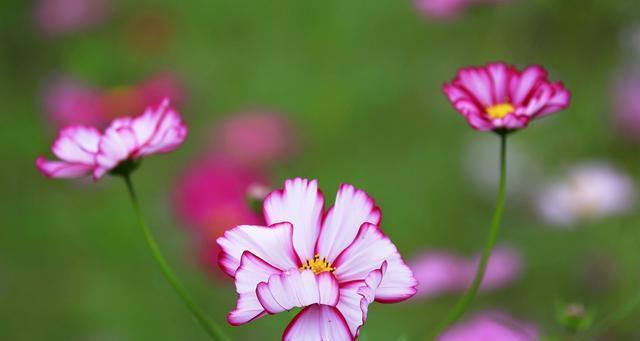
[299,255,336,274]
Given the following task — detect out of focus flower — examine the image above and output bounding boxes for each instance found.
[37,99,186,180]
[410,246,521,298]
[612,71,640,143]
[415,0,512,21]
[537,162,635,227]
[33,0,109,37]
[42,76,107,128]
[172,156,267,273]
[443,62,570,132]
[217,178,417,339]
[42,73,186,130]
[437,311,539,341]
[214,111,296,168]
[463,137,539,198]
[556,303,594,333]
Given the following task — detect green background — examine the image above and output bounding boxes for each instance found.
[1,0,640,340]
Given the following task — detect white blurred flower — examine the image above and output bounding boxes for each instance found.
[537,162,635,227]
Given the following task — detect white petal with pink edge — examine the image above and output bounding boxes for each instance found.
[51,126,101,164]
[256,270,339,314]
[283,305,353,341]
[263,178,324,262]
[316,184,381,262]
[228,252,281,326]
[216,222,299,277]
[36,157,94,178]
[337,262,386,337]
[333,223,417,303]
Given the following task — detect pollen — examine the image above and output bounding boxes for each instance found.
[300,254,336,274]
[486,103,515,119]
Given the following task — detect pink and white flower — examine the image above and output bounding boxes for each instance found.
[36,98,187,180]
[536,162,635,227]
[437,311,539,341]
[217,178,417,340]
[443,62,570,132]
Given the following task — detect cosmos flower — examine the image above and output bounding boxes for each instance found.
[42,76,107,129]
[443,62,570,132]
[42,73,186,130]
[33,0,109,37]
[36,99,186,180]
[172,155,268,274]
[217,178,417,340]
[437,311,539,341]
[536,162,635,227]
[213,111,296,168]
[410,246,522,298]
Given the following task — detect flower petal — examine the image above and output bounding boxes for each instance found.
[333,223,417,303]
[216,222,299,277]
[263,178,324,262]
[228,252,281,326]
[134,100,187,157]
[316,184,381,262]
[36,156,94,178]
[283,305,353,341]
[337,263,385,337]
[51,125,101,164]
[256,270,339,314]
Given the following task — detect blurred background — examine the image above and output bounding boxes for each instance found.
[2,0,640,340]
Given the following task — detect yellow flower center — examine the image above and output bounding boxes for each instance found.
[486,103,515,119]
[300,254,335,274]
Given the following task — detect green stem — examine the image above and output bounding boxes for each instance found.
[430,133,508,339]
[592,290,640,334]
[123,174,230,341]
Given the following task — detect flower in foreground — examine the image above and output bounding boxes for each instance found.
[443,62,570,132]
[536,162,635,227]
[217,178,417,340]
[410,246,521,299]
[437,311,539,341]
[36,98,186,180]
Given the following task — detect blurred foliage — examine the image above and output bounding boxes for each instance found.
[1,0,640,340]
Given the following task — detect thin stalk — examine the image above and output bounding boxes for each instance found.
[430,133,508,339]
[123,174,230,341]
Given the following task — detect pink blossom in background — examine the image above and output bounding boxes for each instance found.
[217,178,417,339]
[537,162,635,227]
[36,99,187,180]
[410,246,522,298]
[613,71,640,143]
[443,62,570,132]
[172,156,268,274]
[437,311,539,341]
[42,72,186,130]
[42,76,107,128]
[415,0,513,21]
[214,111,296,168]
[33,0,109,37]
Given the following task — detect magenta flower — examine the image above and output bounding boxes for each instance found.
[214,111,296,168]
[410,246,521,298]
[172,155,267,275]
[437,311,539,341]
[36,99,186,180]
[217,178,417,339]
[42,76,107,129]
[443,63,570,132]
